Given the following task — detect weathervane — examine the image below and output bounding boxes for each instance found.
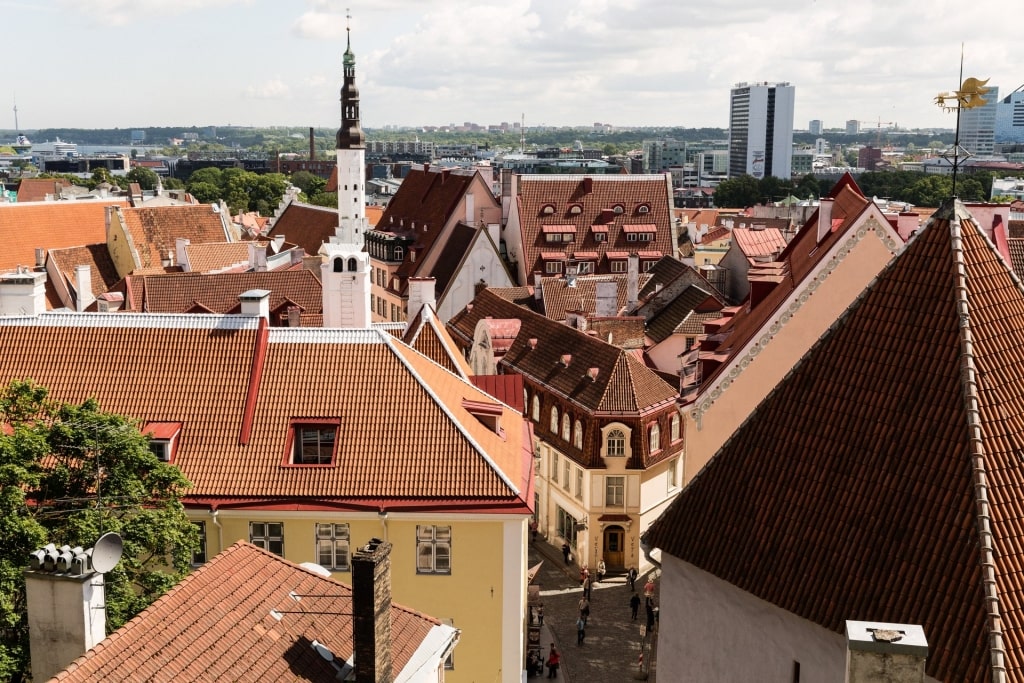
[934,46,989,197]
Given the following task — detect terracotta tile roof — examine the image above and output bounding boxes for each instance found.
[471,374,525,412]
[365,204,384,227]
[0,316,528,508]
[646,199,1024,682]
[402,305,474,378]
[539,274,650,322]
[645,285,721,344]
[52,541,444,682]
[515,175,674,276]
[16,178,68,202]
[184,241,260,273]
[122,270,322,317]
[448,289,677,419]
[265,202,339,257]
[488,286,536,309]
[730,226,787,262]
[0,200,127,273]
[120,205,231,271]
[47,244,120,306]
[699,225,730,243]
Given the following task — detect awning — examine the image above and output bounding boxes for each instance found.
[541,224,577,234]
[605,251,629,259]
[590,224,610,233]
[572,251,599,259]
[540,252,567,260]
[637,251,662,259]
[622,224,657,233]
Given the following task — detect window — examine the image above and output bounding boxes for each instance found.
[561,414,571,441]
[416,525,451,574]
[612,204,625,214]
[556,506,578,547]
[443,618,455,670]
[671,414,681,442]
[573,420,583,449]
[607,429,626,456]
[563,460,570,489]
[550,451,559,478]
[569,204,582,215]
[643,260,656,272]
[576,261,594,274]
[347,257,358,272]
[532,395,541,422]
[545,261,563,274]
[333,257,344,272]
[316,523,350,571]
[649,422,661,452]
[541,204,556,215]
[637,203,651,214]
[545,233,563,243]
[394,246,404,261]
[250,522,284,556]
[550,406,559,433]
[667,459,678,491]
[606,476,625,507]
[370,293,376,311]
[575,467,584,500]
[562,233,574,243]
[192,521,207,565]
[149,440,171,462]
[593,232,607,242]
[610,260,627,273]
[292,424,336,465]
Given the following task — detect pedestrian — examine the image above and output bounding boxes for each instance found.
[644,576,656,598]
[530,519,538,542]
[596,559,606,582]
[627,566,638,592]
[646,601,656,630]
[537,602,544,625]
[576,616,586,645]
[561,543,571,565]
[578,595,590,625]
[582,574,592,599]
[579,565,589,584]
[527,651,543,677]
[630,591,641,620]
[546,643,561,678]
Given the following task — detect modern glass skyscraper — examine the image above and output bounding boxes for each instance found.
[996,85,1024,145]
[959,84,998,157]
[728,82,795,179]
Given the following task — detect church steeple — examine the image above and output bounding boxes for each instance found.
[336,11,365,150]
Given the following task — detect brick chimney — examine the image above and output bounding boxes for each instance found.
[352,538,393,683]
[845,621,927,683]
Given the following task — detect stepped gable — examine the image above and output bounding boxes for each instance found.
[51,542,439,682]
[516,175,674,275]
[265,202,339,257]
[645,198,1024,682]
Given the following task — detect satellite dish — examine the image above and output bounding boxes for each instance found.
[91,532,123,573]
[311,640,335,663]
[299,562,332,578]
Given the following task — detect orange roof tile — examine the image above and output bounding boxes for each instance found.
[646,199,1024,682]
[125,270,322,318]
[119,205,231,271]
[265,202,339,257]
[51,542,445,682]
[47,244,120,308]
[402,305,474,378]
[730,226,786,261]
[539,274,649,322]
[184,241,260,273]
[16,178,68,203]
[0,200,127,273]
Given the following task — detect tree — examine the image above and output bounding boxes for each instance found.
[290,170,326,197]
[0,380,198,681]
[124,166,159,191]
[713,175,761,208]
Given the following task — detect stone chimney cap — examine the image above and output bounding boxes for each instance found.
[845,621,928,657]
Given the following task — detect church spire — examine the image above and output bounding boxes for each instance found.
[337,9,365,150]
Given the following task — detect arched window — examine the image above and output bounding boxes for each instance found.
[347,257,358,272]
[561,414,571,441]
[333,257,344,273]
[532,396,540,422]
[607,429,625,457]
[394,246,404,261]
[649,422,661,452]
[670,414,680,442]
[573,420,583,449]
[550,406,559,433]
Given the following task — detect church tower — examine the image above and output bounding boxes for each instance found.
[321,13,371,328]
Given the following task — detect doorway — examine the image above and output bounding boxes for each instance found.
[603,525,625,569]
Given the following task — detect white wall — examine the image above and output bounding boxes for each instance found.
[438,232,514,323]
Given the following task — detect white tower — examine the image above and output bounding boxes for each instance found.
[321,14,372,328]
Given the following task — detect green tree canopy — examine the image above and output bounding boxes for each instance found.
[124,166,159,191]
[0,380,198,680]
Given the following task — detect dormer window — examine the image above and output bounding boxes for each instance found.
[541,204,556,215]
[394,246,404,261]
[288,419,339,465]
[637,203,651,214]
[612,204,625,214]
[143,422,183,463]
[568,204,583,215]
[607,429,626,456]
[550,406,559,434]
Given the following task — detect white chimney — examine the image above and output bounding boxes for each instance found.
[96,292,124,313]
[627,253,639,311]
[239,289,271,318]
[74,265,94,312]
[35,247,46,269]
[533,271,543,301]
[249,243,268,272]
[595,280,617,317]
[290,247,306,267]
[273,234,286,253]
[465,192,475,225]
[845,621,928,683]
[406,277,436,330]
[817,198,835,243]
[175,238,191,272]
[0,267,47,316]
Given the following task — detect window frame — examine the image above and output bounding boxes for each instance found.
[670,414,681,443]
[550,406,559,434]
[649,422,661,452]
[532,395,541,422]
[416,525,452,575]
[250,521,284,556]
[573,420,583,449]
[605,475,625,507]
[287,419,340,466]
[606,429,626,457]
[315,522,351,572]
[545,261,563,274]
[610,260,627,273]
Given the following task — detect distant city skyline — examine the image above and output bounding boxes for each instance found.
[2,1,1018,132]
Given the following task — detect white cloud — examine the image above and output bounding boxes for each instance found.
[57,0,252,26]
[245,79,290,100]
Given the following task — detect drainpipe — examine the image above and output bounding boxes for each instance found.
[378,508,389,542]
[211,509,223,555]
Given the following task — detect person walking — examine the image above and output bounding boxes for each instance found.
[537,602,544,625]
[644,576,656,598]
[630,591,641,620]
[582,574,592,600]
[576,615,586,645]
[561,543,571,565]
[546,644,561,678]
[646,601,656,630]
[627,566,638,592]
[578,595,590,625]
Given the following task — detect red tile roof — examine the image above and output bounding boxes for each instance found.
[515,175,674,276]
[51,542,445,682]
[0,200,127,273]
[119,205,231,272]
[471,374,526,413]
[16,178,68,203]
[184,241,260,273]
[730,226,786,262]
[265,202,339,257]
[47,244,120,308]
[539,274,649,322]
[0,317,529,509]
[646,199,1024,682]
[402,305,474,378]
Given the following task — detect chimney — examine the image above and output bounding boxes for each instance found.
[74,265,94,312]
[352,538,393,683]
[845,621,927,683]
[0,267,47,316]
[465,192,475,225]
[290,246,306,267]
[239,289,271,318]
[249,242,268,271]
[175,238,191,272]
[406,277,436,330]
[582,177,593,194]
[25,535,121,682]
[533,271,543,301]
[273,234,286,253]
[287,305,302,327]
[34,247,46,269]
[595,280,617,317]
[627,253,639,311]
[816,198,835,243]
[309,126,316,161]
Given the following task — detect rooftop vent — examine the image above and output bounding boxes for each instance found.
[528,337,538,350]
[587,367,599,381]
[560,354,572,367]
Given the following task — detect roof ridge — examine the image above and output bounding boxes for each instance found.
[947,199,1007,679]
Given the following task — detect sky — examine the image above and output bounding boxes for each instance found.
[1,0,1019,133]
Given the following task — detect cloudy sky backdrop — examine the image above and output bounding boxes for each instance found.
[2,0,1017,131]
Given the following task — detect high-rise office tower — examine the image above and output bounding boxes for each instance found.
[959,84,998,157]
[995,85,1024,145]
[728,82,795,179]
[808,119,823,136]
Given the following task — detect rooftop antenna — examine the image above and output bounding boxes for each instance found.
[13,94,18,132]
[934,44,990,197]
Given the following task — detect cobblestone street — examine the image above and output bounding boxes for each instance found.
[529,540,658,682]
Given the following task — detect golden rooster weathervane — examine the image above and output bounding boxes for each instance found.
[934,46,988,197]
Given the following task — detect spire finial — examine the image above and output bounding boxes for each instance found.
[346,8,351,51]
